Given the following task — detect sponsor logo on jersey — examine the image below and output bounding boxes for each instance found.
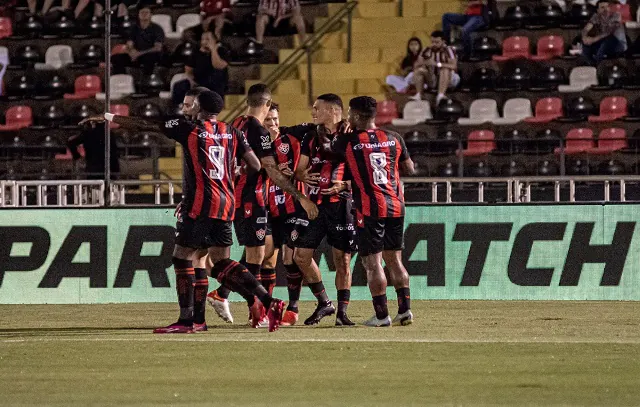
[290,230,298,241]
[261,135,271,149]
[278,143,290,154]
[256,217,267,224]
[256,229,266,240]
[165,119,179,128]
[198,131,232,140]
[353,140,396,150]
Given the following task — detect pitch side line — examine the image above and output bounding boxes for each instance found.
[2,337,640,344]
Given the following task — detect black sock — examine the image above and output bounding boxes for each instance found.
[337,289,350,315]
[211,259,255,306]
[372,294,389,320]
[242,261,261,280]
[284,263,303,312]
[260,267,276,295]
[193,268,208,324]
[308,281,329,305]
[216,259,273,307]
[396,287,411,314]
[173,257,195,325]
[216,284,231,300]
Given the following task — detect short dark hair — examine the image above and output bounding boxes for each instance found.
[349,96,377,120]
[185,86,209,98]
[431,30,445,39]
[197,90,224,115]
[247,83,272,108]
[269,102,279,112]
[596,0,610,6]
[316,93,343,110]
[136,1,152,11]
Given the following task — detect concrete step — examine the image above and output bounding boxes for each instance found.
[328,2,398,18]
[159,157,181,171]
[245,79,304,95]
[315,16,435,32]
[297,62,392,79]
[260,64,299,80]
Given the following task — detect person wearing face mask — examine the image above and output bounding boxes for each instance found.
[385,37,423,93]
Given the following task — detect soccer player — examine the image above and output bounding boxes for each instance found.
[292,94,357,326]
[207,84,318,324]
[79,89,286,332]
[331,96,415,327]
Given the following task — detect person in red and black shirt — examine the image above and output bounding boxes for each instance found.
[80,89,286,333]
[207,84,318,324]
[292,94,357,327]
[331,96,415,328]
[412,30,460,105]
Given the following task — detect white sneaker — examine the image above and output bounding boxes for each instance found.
[257,316,269,328]
[206,292,234,323]
[363,315,392,327]
[410,93,422,101]
[392,310,414,326]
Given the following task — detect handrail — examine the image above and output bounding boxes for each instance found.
[222,1,359,121]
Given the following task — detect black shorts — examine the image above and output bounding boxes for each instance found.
[291,200,357,253]
[270,214,297,248]
[175,214,233,250]
[233,204,270,247]
[356,216,404,256]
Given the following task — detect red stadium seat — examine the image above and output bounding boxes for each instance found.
[111,44,128,55]
[375,100,398,126]
[588,128,627,154]
[109,104,129,129]
[530,35,564,61]
[457,130,496,156]
[525,97,563,123]
[0,106,32,131]
[0,17,11,39]
[492,36,530,61]
[610,3,631,23]
[64,75,102,99]
[555,128,594,155]
[588,96,627,122]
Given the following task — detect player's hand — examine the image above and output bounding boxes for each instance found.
[78,115,105,127]
[298,167,321,186]
[129,49,140,61]
[320,180,346,196]
[279,166,294,177]
[337,120,351,134]
[300,196,319,220]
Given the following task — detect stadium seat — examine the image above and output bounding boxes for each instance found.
[14,45,43,67]
[138,73,166,96]
[44,15,76,39]
[32,104,65,128]
[501,160,527,176]
[597,159,626,175]
[496,6,530,30]
[562,3,595,29]
[470,36,501,61]
[458,99,498,125]
[64,75,102,99]
[62,103,97,129]
[96,74,134,100]
[137,103,162,118]
[152,14,179,38]
[175,14,201,38]
[558,67,597,92]
[375,100,397,126]
[534,128,561,153]
[497,129,528,154]
[493,98,532,125]
[610,3,631,23]
[592,65,628,90]
[530,66,566,91]
[530,4,564,28]
[463,68,496,91]
[34,74,70,100]
[111,44,128,55]
[464,161,494,177]
[391,101,432,126]
[557,96,598,122]
[0,106,33,131]
[172,41,195,67]
[35,45,73,70]
[77,44,104,67]
[525,97,563,123]
[588,96,628,122]
[5,74,36,99]
[496,65,530,90]
[492,36,530,61]
[109,104,130,129]
[0,17,11,39]
[88,15,105,38]
[537,159,559,175]
[555,128,594,155]
[159,73,188,99]
[457,130,496,156]
[588,128,627,154]
[433,98,464,122]
[433,130,460,154]
[530,36,564,60]
[19,15,43,39]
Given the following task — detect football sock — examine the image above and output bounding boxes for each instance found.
[215,258,273,307]
[309,281,330,305]
[173,257,195,325]
[260,267,276,295]
[193,268,208,324]
[372,294,389,320]
[396,287,411,314]
[284,263,303,312]
[210,260,255,306]
[216,285,231,300]
[337,289,350,315]
[242,261,262,285]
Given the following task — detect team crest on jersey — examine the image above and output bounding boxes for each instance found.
[290,230,299,241]
[256,229,266,240]
[278,143,290,154]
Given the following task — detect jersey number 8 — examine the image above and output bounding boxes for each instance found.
[208,146,225,180]
[369,152,388,185]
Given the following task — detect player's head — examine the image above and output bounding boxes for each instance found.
[264,102,280,136]
[312,94,343,126]
[348,96,377,129]
[196,90,225,118]
[182,86,210,119]
[247,83,272,118]
[430,30,445,49]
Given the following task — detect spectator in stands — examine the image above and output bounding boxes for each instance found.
[581,0,627,65]
[68,121,120,180]
[172,31,230,107]
[254,0,306,51]
[441,0,487,59]
[191,0,231,41]
[73,0,132,20]
[111,3,166,75]
[0,0,16,18]
[411,31,460,105]
[27,0,69,16]
[385,37,423,93]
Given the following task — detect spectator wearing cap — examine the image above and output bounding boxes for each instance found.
[111,3,166,75]
[254,0,306,51]
[385,37,423,93]
[581,0,627,65]
[441,0,487,59]
[411,30,460,105]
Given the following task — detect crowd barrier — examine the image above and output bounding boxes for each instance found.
[0,204,638,303]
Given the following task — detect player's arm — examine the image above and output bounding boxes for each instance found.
[235,130,261,175]
[294,153,320,186]
[398,135,415,176]
[79,114,162,132]
[261,155,318,219]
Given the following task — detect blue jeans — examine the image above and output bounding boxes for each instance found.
[442,13,486,56]
[582,35,626,66]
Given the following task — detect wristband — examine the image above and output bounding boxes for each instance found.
[104,113,115,122]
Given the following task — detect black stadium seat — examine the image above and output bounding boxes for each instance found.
[33,74,71,100]
[462,67,496,92]
[13,45,42,67]
[495,6,530,30]
[5,74,36,100]
[496,64,530,91]
[501,160,527,176]
[556,96,598,122]
[530,66,566,91]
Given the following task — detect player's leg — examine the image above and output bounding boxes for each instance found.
[282,244,301,325]
[255,13,269,45]
[327,201,356,326]
[357,216,391,327]
[381,217,412,325]
[260,226,278,295]
[333,248,354,326]
[192,249,210,331]
[213,13,225,41]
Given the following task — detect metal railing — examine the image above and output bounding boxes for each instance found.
[109,180,181,206]
[0,180,105,207]
[222,1,359,121]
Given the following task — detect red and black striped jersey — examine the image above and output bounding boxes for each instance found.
[267,124,312,217]
[232,115,273,209]
[162,117,251,221]
[331,129,409,218]
[300,127,349,206]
